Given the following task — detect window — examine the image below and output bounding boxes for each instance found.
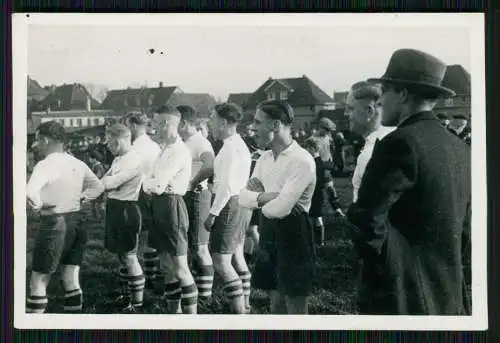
[94,118,100,126]
[267,92,275,100]
[87,118,91,126]
[444,98,454,107]
[70,119,74,126]
[77,118,82,127]
[280,90,288,100]
[136,97,141,106]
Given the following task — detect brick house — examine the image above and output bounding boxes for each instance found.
[242,75,335,130]
[434,64,471,119]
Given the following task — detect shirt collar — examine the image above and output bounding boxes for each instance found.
[365,126,393,145]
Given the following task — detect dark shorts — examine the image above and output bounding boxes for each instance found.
[105,199,142,255]
[184,188,212,249]
[150,194,189,256]
[250,209,261,226]
[309,189,325,218]
[32,212,87,275]
[209,196,251,254]
[253,206,316,296]
[138,188,154,232]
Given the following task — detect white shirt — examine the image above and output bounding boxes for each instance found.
[102,149,143,201]
[239,141,316,219]
[211,133,251,216]
[131,134,161,178]
[352,126,396,203]
[184,132,215,190]
[27,152,104,215]
[143,137,192,196]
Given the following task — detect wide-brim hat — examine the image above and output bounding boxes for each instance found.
[368,49,456,98]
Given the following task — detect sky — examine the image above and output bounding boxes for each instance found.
[27,21,472,101]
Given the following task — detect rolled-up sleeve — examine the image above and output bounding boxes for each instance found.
[261,159,315,219]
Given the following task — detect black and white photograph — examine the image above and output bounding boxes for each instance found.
[13,13,487,330]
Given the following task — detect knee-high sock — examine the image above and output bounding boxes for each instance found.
[164,281,182,314]
[63,288,83,313]
[181,284,198,314]
[128,274,146,307]
[26,295,48,314]
[195,264,214,301]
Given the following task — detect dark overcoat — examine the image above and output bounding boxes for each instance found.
[347,111,471,315]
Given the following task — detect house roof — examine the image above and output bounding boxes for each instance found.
[333,91,348,105]
[244,75,334,108]
[442,64,471,95]
[227,93,253,107]
[27,76,49,102]
[166,93,217,117]
[35,83,101,111]
[100,86,179,111]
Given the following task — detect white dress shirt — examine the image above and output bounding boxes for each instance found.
[27,152,104,214]
[239,140,316,219]
[352,125,396,203]
[102,149,143,201]
[312,135,333,163]
[211,133,251,216]
[131,133,161,178]
[143,137,192,196]
[184,131,215,190]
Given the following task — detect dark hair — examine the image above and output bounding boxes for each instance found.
[214,102,244,124]
[303,138,319,152]
[37,120,66,142]
[257,100,294,125]
[155,104,180,116]
[176,105,198,124]
[121,111,148,125]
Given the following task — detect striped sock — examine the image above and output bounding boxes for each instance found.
[26,295,48,313]
[223,278,244,313]
[181,284,198,314]
[195,265,214,301]
[119,267,131,303]
[129,274,146,308]
[237,270,251,297]
[164,281,182,313]
[143,251,160,289]
[63,288,83,313]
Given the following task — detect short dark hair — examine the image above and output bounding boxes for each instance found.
[155,104,180,116]
[176,105,198,124]
[121,111,148,126]
[214,102,244,124]
[37,121,66,142]
[303,138,319,152]
[257,100,294,125]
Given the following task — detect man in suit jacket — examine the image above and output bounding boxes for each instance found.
[347,49,471,315]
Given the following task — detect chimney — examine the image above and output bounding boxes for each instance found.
[159,81,163,88]
[86,95,91,111]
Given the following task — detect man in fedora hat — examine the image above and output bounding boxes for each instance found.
[347,49,471,315]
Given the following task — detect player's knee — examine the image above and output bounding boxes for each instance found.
[119,253,138,267]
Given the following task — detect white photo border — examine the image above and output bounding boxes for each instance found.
[12,12,488,330]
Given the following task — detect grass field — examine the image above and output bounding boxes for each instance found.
[25,176,360,314]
